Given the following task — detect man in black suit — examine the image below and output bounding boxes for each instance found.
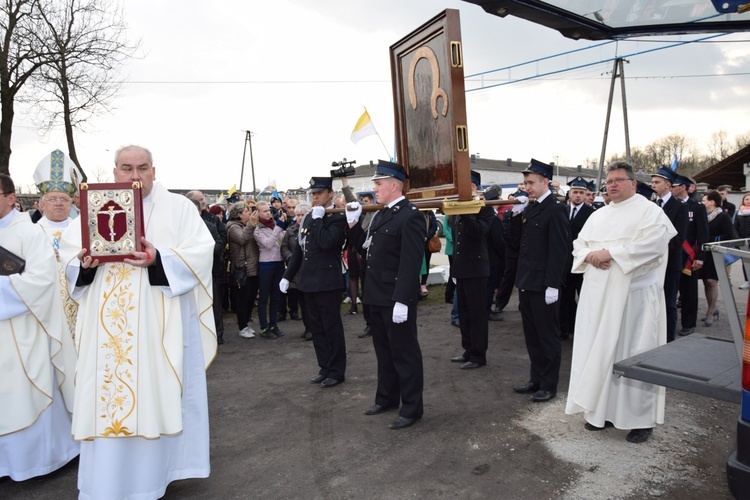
[346,160,425,430]
[513,159,571,402]
[651,167,688,343]
[671,175,709,336]
[280,176,348,388]
[450,170,496,370]
[483,184,506,321]
[560,176,595,340]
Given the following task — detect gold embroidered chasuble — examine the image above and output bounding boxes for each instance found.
[61,182,217,440]
[38,217,79,342]
[0,211,76,436]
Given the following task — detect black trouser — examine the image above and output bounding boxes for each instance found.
[495,253,518,312]
[457,276,489,365]
[304,289,347,381]
[420,245,432,285]
[445,254,455,302]
[369,303,424,419]
[559,272,583,334]
[360,256,371,326]
[212,275,224,341]
[230,276,259,331]
[519,289,561,393]
[664,269,680,343]
[486,265,503,313]
[287,288,300,316]
[679,270,699,329]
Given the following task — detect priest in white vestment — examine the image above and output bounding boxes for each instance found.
[565,161,677,444]
[60,145,217,499]
[0,174,78,481]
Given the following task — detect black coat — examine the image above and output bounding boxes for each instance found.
[284,210,347,293]
[684,198,709,263]
[515,194,571,292]
[348,198,425,306]
[487,212,505,268]
[659,196,689,275]
[450,206,496,279]
[567,203,595,242]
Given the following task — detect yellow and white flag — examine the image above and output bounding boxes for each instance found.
[227,184,237,197]
[351,109,377,144]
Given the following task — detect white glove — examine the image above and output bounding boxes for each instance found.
[392,302,408,324]
[345,201,362,224]
[311,206,325,219]
[452,277,456,285]
[279,278,289,293]
[545,287,559,305]
[512,195,529,214]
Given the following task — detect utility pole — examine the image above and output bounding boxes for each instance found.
[596,58,630,193]
[240,130,257,196]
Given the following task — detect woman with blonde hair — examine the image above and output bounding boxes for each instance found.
[254,201,285,338]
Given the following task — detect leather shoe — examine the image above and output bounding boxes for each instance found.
[626,428,653,443]
[303,331,313,341]
[530,390,556,402]
[320,377,342,388]
[450,355,467,363]
[584,421,614,431]
[679,327,694,336]
[364,404,397,416]
[358,326,372,338]
[488,311,504,321]
[450,321,460,328]
[309,374,326,384]
[460,361,483,370]
[513,382,539,393]
[290,313,302,321]
[389,416,420,429]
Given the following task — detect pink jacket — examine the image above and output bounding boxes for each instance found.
[253,223,284,262]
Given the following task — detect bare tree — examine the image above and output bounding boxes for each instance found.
[706,129,731,163]
[31,0,137,180]
[0,0,51,175]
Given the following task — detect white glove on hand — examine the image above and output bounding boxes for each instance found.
[279,278,289,293]
[392,302,408,324]
[311,206,325,219]
[452,277,456,285]
[545,287,559,305]
[345,201,362,224]
[512,195,529,214]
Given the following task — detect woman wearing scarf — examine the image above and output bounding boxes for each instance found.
[254,201,285,338]
[701,190,737,325]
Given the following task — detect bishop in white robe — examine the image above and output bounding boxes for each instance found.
[60,146,217,499]
[565,162,677,437]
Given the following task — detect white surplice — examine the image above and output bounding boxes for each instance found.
[0,210,78,481]
[565,193,677,429]
[61,182,217,499]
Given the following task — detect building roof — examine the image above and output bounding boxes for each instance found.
[693,144,750,190]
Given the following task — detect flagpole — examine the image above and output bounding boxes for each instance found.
[375,131,392,160]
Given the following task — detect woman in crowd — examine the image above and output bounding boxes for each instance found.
[209,204,230,311]
[281,203,311,340]
[226,202,260,339]
[254,200,285,339]
[13,201,23,211]
[701,189,737,326]
[734,192,750,290]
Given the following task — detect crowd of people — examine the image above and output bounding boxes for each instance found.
[2,147,746,497]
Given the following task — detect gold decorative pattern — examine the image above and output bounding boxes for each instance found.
[98,263,137,437]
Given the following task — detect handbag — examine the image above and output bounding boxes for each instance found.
[426,213,441,253]
[427,235,442,253]
[231,246,248,287]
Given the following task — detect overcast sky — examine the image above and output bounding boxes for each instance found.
[8,0,750,194]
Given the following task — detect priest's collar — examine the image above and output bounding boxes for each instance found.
[0,208,18,228]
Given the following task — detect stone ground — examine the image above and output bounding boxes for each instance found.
[1,259,745,499]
